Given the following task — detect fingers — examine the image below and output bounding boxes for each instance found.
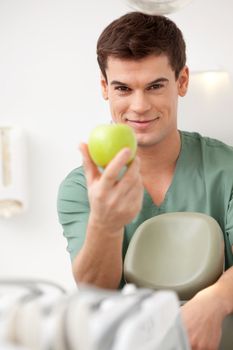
[80,143,139,192]
[101,148,133,187]
[79,143,100,185]
[118,159,144,219]
[108,156,143,222]
[80,144,143,229]
[117,156,142,192]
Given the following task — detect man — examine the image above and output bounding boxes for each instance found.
[58,12,233,349]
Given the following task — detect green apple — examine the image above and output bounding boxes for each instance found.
[88,123,137,168]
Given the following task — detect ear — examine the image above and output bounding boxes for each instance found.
[100,73,109,100]
[178,66,189,97]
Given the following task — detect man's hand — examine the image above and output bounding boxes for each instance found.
[80,142,144,233]
[73,143,144,289]
[181,286,226,350]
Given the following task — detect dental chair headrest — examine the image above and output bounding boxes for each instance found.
[124,212,225,300]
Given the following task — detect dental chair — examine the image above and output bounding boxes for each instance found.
[124,212,233,350]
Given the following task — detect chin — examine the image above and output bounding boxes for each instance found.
[136,132,159,146]
[137,137,159,148]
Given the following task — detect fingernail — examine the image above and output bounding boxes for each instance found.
[123,147,132,157]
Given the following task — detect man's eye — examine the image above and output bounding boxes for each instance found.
[148,83,164,90]
[115,86,130,92]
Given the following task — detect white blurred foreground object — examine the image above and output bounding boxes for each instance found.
[111,290,189,350]
[125,0,193,15]
[0,281,190,350]
[0,127,28,218]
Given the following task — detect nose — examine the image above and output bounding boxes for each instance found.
[130,91,151,115]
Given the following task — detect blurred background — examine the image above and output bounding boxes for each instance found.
[0,0,233,290]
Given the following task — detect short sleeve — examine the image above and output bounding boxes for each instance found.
[57,167,90,261]
[225,192,233,267]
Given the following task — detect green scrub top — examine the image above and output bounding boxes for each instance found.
[57,131,233,279]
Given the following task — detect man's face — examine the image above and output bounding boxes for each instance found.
[101,54,189,148]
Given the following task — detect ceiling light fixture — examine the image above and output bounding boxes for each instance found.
[125,0,193,15]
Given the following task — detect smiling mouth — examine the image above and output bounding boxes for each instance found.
[125,117,159,130]
[125,117,159,123]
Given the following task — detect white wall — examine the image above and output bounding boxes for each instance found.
[0,0,233,291]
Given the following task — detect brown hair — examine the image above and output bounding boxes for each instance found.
[97,12,186,81]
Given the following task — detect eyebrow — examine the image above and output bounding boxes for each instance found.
[110,80,128,86]
[146,78,169,87]
[110,77,169,87]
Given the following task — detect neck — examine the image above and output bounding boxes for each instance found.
[137,130,181,175]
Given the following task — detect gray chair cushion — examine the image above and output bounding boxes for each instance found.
[124,212,224,300]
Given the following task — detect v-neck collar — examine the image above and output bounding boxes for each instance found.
[143,130,184,210]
